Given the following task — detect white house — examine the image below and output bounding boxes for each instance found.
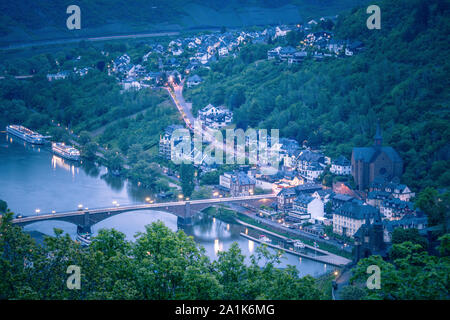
[121,77,141,90]
[287,193,324,224]
[330,155,352,175]
[305,162,324,181]
[186,75,203,88]
[218,46,229,56]
[197,104,232,129]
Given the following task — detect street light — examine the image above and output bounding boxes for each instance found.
[112,200,117,206]
[145,197,151,202]
[35,208,40,215]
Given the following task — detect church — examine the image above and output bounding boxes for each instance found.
[351,125,403,191]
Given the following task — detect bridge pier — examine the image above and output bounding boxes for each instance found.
[77,224,91,235]
[77,211,92,234]
[177,201,193,226]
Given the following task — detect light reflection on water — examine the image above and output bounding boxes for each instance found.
[1,132,329,277]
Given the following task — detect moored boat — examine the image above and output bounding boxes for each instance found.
[259,235,272,243]
[76,233,91,246]
[52,142,80,161]
[6,125,45,144]
[294,240,306,249]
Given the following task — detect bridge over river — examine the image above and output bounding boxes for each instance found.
[12,194,276,233]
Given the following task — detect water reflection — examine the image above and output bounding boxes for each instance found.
[1,132,330,277]
[101,172,125,192]
[80,160,101,178]
[248,239,254,253]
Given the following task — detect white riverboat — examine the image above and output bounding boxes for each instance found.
[259,235,272,243]
[294,240,306,249]
[76,233,91,246]
[6,125,45,144]
[52,142,80,161]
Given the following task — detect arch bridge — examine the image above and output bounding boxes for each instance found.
[12,194,276,233]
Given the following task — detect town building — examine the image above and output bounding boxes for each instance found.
[47,71,71,81]
[219,171,255,197]
[331,193,354,211]
[353,211,387,261]
[380,198,415,221]
[186,74,203,87]
[197,104,233,129]
[383,214,428,243]
[288,193,324,224]
[330,155,351,175]
[333,201,378,238]
[366,190,391,208]
[369,177,415,202]
[351,125,403,191]
[296,149,326,176]
[276,188,297,212]
[159,125,185,160]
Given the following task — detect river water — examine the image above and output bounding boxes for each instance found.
[0,132,330,277]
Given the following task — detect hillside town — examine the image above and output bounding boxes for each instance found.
[160,109,427,262]
[45,17,364,92]
[36,17,431,264]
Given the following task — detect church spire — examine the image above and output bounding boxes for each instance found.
[374,122,382,146]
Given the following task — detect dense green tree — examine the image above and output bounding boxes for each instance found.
[350,237,450,300]
[0,200,7,213]
[78,131,91,145]
[105,148,124,172]
[339,285,367,300]
[180,163,195,198]
[82,142,98,160]
[391,228,428,249]
[415,188,449,229]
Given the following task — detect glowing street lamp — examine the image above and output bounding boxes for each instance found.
[145,197,151,202]
[178,194,184,200]
[35,208,41,215]
[112,200,117,206]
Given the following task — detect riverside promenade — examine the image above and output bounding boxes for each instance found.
[237,219,352,267]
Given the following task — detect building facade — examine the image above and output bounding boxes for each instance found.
[351,126,403,191]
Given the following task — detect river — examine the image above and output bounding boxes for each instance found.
[0,132,331,277]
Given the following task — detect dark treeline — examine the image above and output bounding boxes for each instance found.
[0,212,326,300]
[0,211,448,299]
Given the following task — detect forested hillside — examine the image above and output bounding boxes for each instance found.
[186,0,450,191]
[0,0,368,44]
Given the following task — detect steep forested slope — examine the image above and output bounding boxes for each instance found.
[0,0,368,44]
[186,0,450,191]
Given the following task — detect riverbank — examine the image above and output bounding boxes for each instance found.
[240,232,351,267]
[234,211,353,260]
[202,205,353,262]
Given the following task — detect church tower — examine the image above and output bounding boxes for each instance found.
[374,123,383,147]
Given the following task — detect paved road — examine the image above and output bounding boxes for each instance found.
[0,31,180,51]
[168,83,249,160]
[0,75,34,80]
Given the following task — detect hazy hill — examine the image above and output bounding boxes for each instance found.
[0,0,368,45]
